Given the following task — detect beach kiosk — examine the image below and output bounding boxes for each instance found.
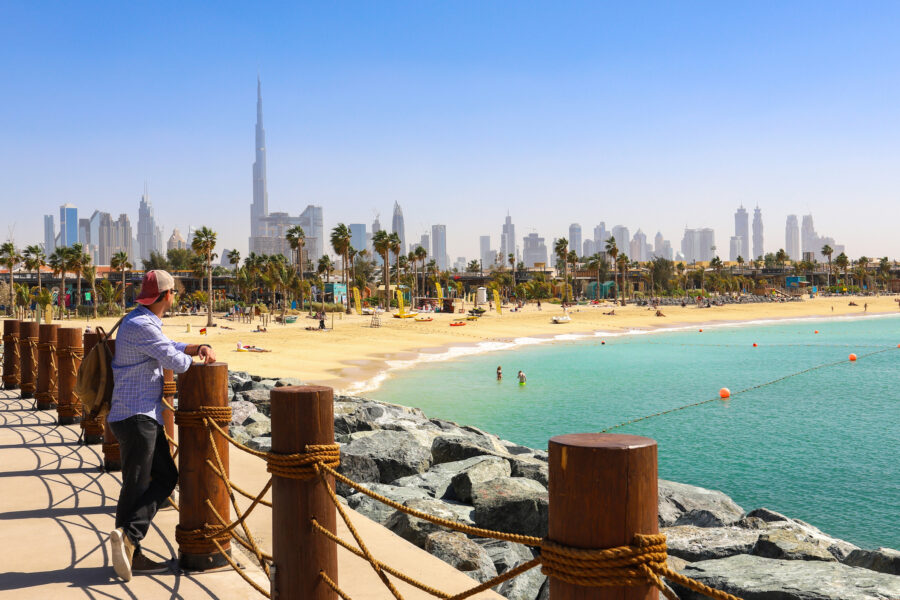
[476,287,487,306]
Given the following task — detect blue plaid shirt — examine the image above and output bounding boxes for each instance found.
[107,305,192,424]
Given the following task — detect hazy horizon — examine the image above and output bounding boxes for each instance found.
[3,2,900,262]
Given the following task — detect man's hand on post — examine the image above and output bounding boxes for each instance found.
[198,345,216,364]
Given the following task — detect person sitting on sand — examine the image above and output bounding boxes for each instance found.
[603,309,616,315]
[656,309,665,317]
[496,366,502,381]
[849,301,858,306]
[517,370,527,384]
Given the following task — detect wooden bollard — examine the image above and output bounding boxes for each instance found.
[163,369,176,456]
[36,324,59,410]
[18,321,39,399]
[56,327,83,425]
[270,386,338,600]
[80,331,105,444]
[176,362,231,571]
[2,319,21,390]
[101,339,120,471]
[548,434,658,600]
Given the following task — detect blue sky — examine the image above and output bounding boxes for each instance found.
[2,2,899,261]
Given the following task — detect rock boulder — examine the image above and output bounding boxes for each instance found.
[424,531,498,584]
[471,477,549,538]
[658,480,744,527]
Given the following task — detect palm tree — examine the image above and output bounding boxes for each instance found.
[774,249,788,287]
[110,251,132,310]
[191,226,218,326]
[49,247,70,316]
[330,224,352,313]
[69,242,89,312]
[389,232,402,297]
[0,242,22,316]
[23,245,46,290]
[286,225,305,275]
[415,246,428,300]
[372,230,392,308]
[227,249,241,275]
[821,244,834,287]
[604,237,621,306]
[466,259,480,273]
[554,238,569,302]
[616,253,629,306]
[834,252,849,288]
[83,265,98,318]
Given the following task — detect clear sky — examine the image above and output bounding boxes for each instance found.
[2,1,900,262]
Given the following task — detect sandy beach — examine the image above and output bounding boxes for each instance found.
[25,295,897,394]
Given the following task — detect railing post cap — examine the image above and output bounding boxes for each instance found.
[549,433,657,450]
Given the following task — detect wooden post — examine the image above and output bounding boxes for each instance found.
[100,339,120,471]
[163,368,176,455]
[176,362,231,571]
[56,327,83,425]
[36,324,59,410]
[80,331,104,444]
[548,433,658,600]
[2,319,21,390]
[270,385,337,600]
[18,321,39,399]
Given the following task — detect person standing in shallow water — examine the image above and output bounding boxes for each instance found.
[107,270,217,582]
[517,370,527,384]
[496,366,502,381]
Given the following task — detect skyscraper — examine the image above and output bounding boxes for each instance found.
[734,205,749,261]
[349,224,367,254]
[43,215,55,254]
[611,226,629,254]
[630,230,648,262]
[568,224,582,258]
[431,224,447,270]
[654,232,664,257]
[500,215,516,261]
[392,202,406,254]
[479,235,493,269]
[785,215,800,261]
[137,193,160,262]
[801,214,816,256]
[59,204,78,247]
[299,205,324,262]
[680,228,715,263]
[752,206,764,259]
[729,237,742,263]
[594,223,609,249]
[249,76,268,249]
[522,233,548,268]
[372,216,383,265]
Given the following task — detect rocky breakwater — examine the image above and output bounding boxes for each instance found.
[224,372,900,600]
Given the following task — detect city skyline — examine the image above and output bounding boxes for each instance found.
[4,4,899,261]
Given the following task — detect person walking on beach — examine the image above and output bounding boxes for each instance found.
[496,366,502,381]
[108,270,217,582]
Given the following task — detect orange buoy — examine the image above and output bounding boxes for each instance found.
[752,343,758,347]
[814,330,819,334]
[897,343,900,348]
[719,387,731,399]
[849,353,857,362]
[699,329,703,333]
[601,341,606,345]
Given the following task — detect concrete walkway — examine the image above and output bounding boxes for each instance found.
[0,390,502,599]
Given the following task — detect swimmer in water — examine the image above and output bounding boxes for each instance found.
[496,366,502,381]
[517,370,527,384]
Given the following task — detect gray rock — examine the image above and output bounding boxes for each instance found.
[745,507,791,523]
[432,435,497,464]
[471,477,549,538]
[244,418,272,438]
[391,470,456,499]
[275,377,305,387]
[500,441,535,456]
[450,456,512,503]
[228,425,251,446]
[535,579,549,600]
[337,453,380,496]
[663,525,760,562]
[240,388,272,405]
[767,519,860,561]
[658,480,744,527]
[229,400,257,426]
[385,498,475,547]
[474,539,544,600]
[424,531,498,584]
[508,459,549,487]
[346,483,431,525]
[673,554,900,600]
[252,379,278,390]
[246,436,271,452]
[844,547,900,576]
[342,430,432,483]
[752,529,837,562]
[229,371,253,391]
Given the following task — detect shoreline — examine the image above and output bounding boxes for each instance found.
[340,309,900,396]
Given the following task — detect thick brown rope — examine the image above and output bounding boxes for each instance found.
[319,461,543,546]
[174,406,232,428]
[319,571,352,600]
[2,334,20,384]
[37,342,57,398]
[19,338,38,393]
[163,381,177,396]
[175,524,230,553]
[267,444,340,480]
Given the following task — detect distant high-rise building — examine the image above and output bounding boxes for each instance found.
[392,202,406,255]
[630,230,647,262]
[112,214,134,263]
[372,216,383,265]
[479,235,493,270]
[414,233,430,255]
[654,232,664,257]
[299,205,324,262]
[431,225,447,270]
[349,224,367,254]
[611,226,629,254]
[785,215,800,261]
[729,237,743,263]
[453,257,466,272]
[594,223,609,249]
[78,218,90,251]
[168,228,188,252]
[59,204,78,248]
[734,205,749,261]
[249,76,269,250]
[681,228,715,263]
[568,224,582,258]
[583,239,594,257]
[500,215,516,262]
[801,214,816,256]
[522,233,548,268]
[137,193,161,262]
[752,206,764,259]
[43,215,55,254]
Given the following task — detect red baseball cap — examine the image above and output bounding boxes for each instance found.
[135,270,176,305]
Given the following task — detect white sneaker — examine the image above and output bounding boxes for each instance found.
[110,528,134,582]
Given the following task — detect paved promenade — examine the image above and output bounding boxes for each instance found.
[0,389,500,599]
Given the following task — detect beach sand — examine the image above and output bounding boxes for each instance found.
[38,295,898,393]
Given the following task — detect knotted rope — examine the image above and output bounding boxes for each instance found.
[19,337,38,393]
[163,381,177,397]
[173,406,232,428]
[175,523,231,553]
[266,444,341,480]
[2,334,20,385]
[36,342,58,403]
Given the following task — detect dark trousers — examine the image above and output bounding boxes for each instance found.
[109,415,178,550]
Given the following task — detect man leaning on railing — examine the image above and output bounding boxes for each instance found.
[107,270,217,582]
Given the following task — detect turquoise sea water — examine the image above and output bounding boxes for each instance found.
[370,315,900,550]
